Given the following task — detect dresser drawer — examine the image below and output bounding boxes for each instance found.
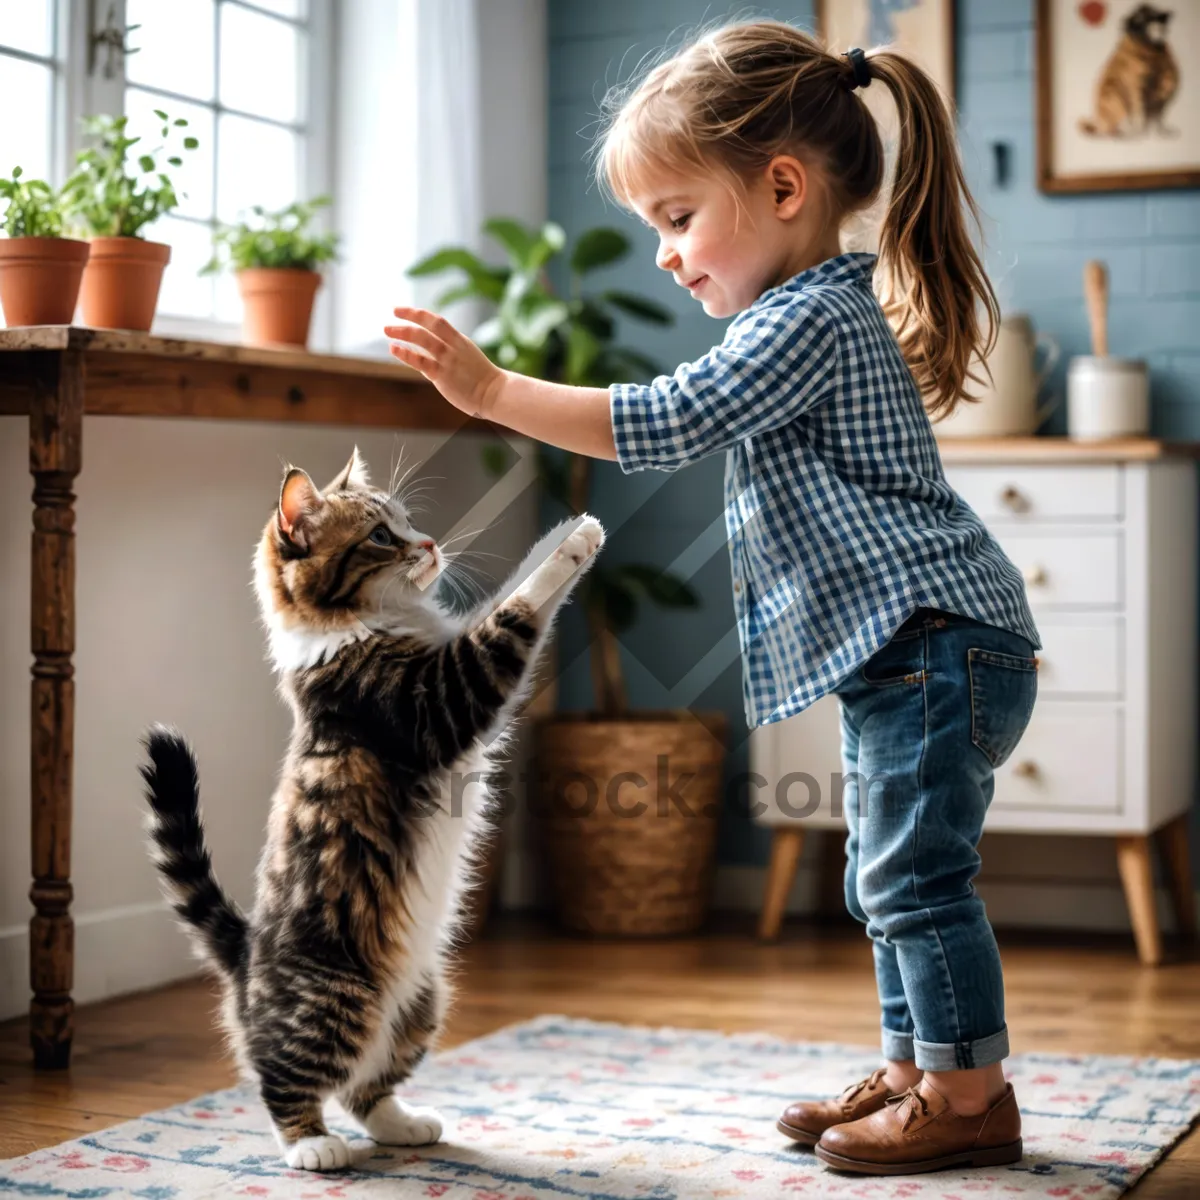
[995,530,1122,608]
[1033,616,1122,697]
[991,703,1122,815]
[945,464,1122,522]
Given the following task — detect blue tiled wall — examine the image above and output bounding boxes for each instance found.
[546,0,1200,869]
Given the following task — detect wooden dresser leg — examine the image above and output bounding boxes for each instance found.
[28,350,83,1069]
[1157,814,1197,943]
[759,827,804,942]
[1116,835,1163,967]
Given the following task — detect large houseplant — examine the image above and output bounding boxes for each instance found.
[202,196,340,348]
[0,167,89,326]
[60,111,198,331]
[408,219,728,937]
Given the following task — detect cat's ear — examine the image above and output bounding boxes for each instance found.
[278,467,323,550]
[327,446,370,492]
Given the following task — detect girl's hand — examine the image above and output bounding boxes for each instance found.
[384,307,505,418]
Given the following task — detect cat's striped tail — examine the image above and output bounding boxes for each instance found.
[141,726,248,977]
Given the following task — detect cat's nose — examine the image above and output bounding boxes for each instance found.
[417,539,436,552]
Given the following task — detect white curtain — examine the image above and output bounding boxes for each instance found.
[411,0,484,317]
[331,0,485,353]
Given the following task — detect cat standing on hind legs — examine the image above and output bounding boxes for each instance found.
[141,448,603,1171]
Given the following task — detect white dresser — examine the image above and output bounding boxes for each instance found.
[750,438,1198,964]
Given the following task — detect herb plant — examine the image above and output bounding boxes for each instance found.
[61,111,198,238]
[201,196,340,274]
[0,168,66,239]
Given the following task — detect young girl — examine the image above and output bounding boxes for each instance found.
[384,20,1039,1177]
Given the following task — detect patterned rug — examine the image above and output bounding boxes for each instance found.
[4,1015,1199,1199]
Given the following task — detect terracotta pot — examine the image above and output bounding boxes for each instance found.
[237,268,322,348]
[0,237,90,326]
[79,237,170,331]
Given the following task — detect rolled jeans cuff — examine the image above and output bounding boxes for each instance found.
[881,1026,914,1063]
[913,1025,1010,1072]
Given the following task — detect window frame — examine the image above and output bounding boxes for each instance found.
[2,0,336,345]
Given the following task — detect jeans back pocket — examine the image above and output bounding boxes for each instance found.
[968,648,1038,768]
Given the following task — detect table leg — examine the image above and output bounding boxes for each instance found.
[28,350,82,1069]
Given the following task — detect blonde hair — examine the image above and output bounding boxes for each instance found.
[594,19,999,419]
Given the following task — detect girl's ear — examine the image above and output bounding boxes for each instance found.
[766,155,807,220]
[278,467,324,550]
[327,445,370,491]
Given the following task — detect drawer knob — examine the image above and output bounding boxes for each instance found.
[1012,760,1039,779]
[1022,564,1048,586]
[1000,485,1030,513]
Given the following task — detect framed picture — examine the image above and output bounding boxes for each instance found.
[1037,0,1200,192]
[814,0,956,107]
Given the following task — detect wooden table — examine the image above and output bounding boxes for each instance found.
[0,327,483,1070]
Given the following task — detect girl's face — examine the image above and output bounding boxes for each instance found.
[626,159,836,320]
[628,166,806,324]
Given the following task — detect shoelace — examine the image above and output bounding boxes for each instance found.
[840,1067,887,1107]
[885,1085,930,1131]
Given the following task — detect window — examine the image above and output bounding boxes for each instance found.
[0,3,60,185]
[1,1,332,335]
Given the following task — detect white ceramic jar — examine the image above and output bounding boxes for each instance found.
[1067,356,1149,441]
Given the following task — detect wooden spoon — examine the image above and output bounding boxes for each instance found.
[1083,259,1108,357]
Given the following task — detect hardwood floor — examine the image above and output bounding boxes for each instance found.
[1,915,1198,1196]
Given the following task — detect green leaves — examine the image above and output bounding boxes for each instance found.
[602,290,672,324]
[60,110,200,238]
[409,247,509,303]
[569,227,629,273]
[0,167,66,238]
[202,196,339,274]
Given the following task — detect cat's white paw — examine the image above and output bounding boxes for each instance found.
[557,516,604,568]
[363,1096,444,1146]
[284,1133,351,1171]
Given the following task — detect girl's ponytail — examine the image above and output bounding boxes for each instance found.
[864,51,999,419]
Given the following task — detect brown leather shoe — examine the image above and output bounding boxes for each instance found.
[776,1067,898,1146]
[815,1078,1023,1175]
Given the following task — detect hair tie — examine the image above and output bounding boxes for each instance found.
[843,46,871,91]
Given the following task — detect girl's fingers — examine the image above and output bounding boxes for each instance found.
[391,306,462,345]
[383,323,448,358]
[388,343,437,374]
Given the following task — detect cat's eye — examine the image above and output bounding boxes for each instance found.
[368,525,394,547]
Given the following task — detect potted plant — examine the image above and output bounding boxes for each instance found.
[202,196,339,348]
[409,219,728,938]
[60,111,198,332]
[0,167,89,326]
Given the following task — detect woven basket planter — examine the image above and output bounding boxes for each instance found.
[534,710,727,937]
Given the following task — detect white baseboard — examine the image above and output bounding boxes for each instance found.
[0,900,198,1023]
[711,863,1200,935]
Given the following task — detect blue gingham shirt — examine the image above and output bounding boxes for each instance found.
[610,251,1041,730]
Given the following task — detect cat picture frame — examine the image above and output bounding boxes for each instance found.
[1037,0,1200,192]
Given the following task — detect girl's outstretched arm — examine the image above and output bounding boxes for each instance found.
[384,307,618,461]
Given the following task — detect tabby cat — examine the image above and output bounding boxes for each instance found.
[142,449,603,1171]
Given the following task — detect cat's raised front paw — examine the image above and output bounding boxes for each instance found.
[364,1096,445,1146]
[558,516,605,568]
[284,1133,351,1171]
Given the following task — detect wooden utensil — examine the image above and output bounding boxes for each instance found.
[1083,259,1109,357]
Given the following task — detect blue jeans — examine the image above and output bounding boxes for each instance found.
[834,608,1038,1072]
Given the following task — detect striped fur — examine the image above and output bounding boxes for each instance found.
[142,450,604,1171]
